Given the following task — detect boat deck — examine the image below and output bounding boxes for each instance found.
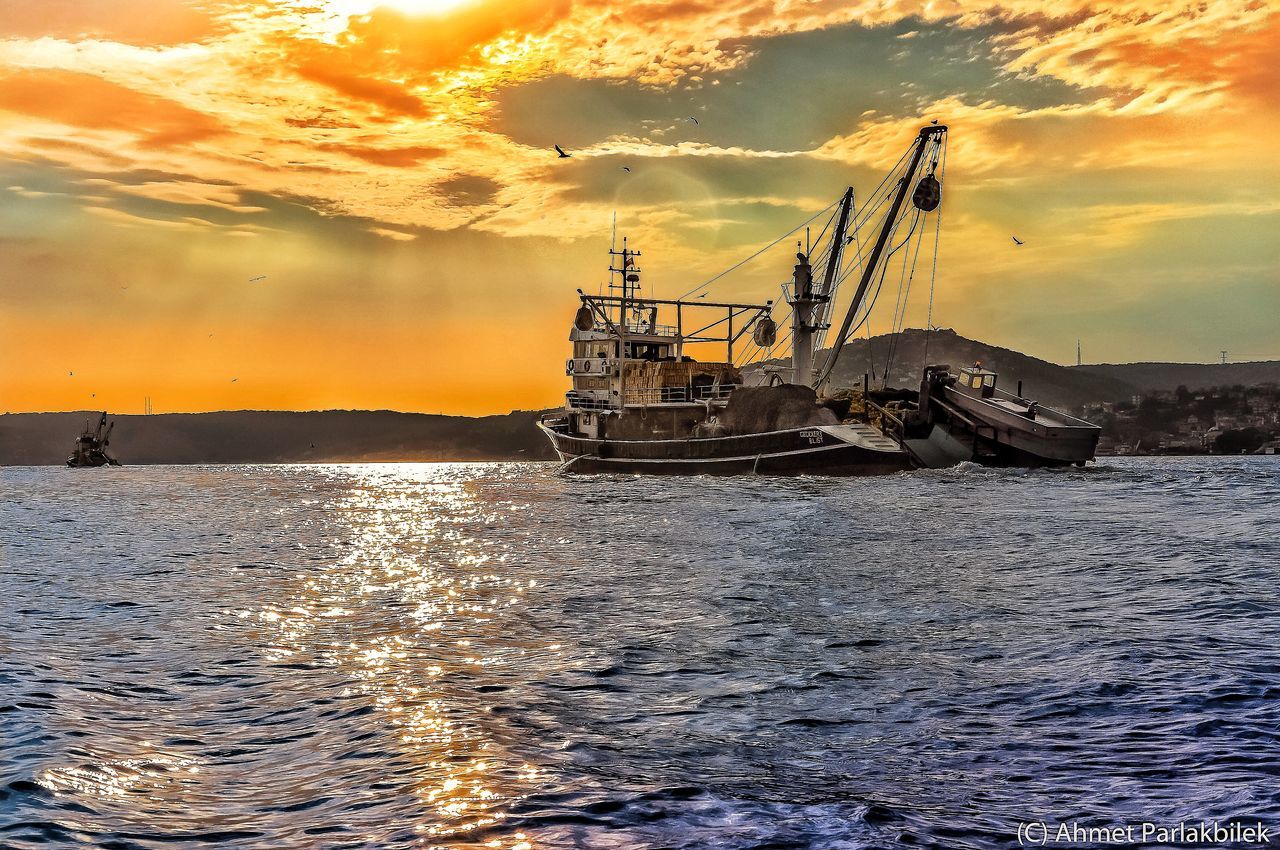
[818,423,904,453]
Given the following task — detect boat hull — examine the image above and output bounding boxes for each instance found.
[539,421,909,476]
[938,387,1100,466]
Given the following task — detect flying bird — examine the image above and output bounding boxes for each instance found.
[69,371,74,377]
[687,116,700,125]
[231,378,238,383]
[698,293,708,298]
[554,144,571,158]
[621,166,631,172]
[249,275,267,282]
[1011,236,1024,246]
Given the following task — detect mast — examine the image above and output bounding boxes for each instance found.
[818,187,855,302]
[815,124,946,391]
[788,249,816,385]
[789,187,854,386]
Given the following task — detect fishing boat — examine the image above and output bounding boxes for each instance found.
[539,123,1099,473]
[539,125,949,474]
[66,412,121,467]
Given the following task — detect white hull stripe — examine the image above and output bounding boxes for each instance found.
[556,441,904,465]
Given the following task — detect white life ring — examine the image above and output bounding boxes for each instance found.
[566,359,575,374]
[581,359,592,373]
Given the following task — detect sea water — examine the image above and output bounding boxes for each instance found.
[1,458,1278,848]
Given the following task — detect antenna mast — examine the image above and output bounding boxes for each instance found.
[790,187,854,386]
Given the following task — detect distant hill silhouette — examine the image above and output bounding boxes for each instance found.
[0,409,556,466]
[4,330,1276,465]
[1072,361,1280,394]
[751,328,1279,410]
[751,328,1134,409]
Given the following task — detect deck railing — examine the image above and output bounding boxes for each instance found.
[566,392,615,411]
[624,322,679,336]
[622,384,736,405]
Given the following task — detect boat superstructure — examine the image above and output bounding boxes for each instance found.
[543,234,910,474]
[560,237,773,442]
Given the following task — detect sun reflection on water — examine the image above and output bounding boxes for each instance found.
[251,464,548,846]
[38,750,202,799]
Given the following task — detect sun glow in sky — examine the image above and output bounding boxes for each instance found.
[0,0,1276,415]
[327,0,476,17]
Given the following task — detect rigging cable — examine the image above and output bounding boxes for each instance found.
[677,198,839,301]
[824,200,918,369]
[922,132,948,368]
[884,207,927,381]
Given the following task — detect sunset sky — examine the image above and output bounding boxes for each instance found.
[1,0,1276,415]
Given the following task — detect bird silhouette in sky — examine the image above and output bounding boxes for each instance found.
[69,371,74,377]
[1011,236,1024,245]
[621,166,631,172]
[249,275,267,282]
[554,144,571,158]
[687,116,700,125]
[231,378,238,383]
[698,293,708,298]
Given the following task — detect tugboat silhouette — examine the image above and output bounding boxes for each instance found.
[66,412,121,467]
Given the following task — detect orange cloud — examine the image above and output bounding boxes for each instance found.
[0,69,225,149]
[337,0,573,74]
[323,142,446,167]
[293,45,431,117]
[2,0,1278,417]
[0,0,223,46]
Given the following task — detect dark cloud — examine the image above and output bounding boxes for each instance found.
[438,174,501,207]
[492,17,1099,153]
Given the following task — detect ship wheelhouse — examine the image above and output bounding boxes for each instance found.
[559,238,774,441]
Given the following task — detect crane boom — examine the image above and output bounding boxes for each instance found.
[815,124,946,391]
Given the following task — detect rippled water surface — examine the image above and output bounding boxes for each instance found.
[2,459,1279,849]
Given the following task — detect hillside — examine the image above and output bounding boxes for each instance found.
[749,329,1279,411]
[0,409,557,466]
[750,328,1137,409]
[6,331,1277,465]
[1073,361,1280,394]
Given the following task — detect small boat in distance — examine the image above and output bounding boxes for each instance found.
[67,412,121,467]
